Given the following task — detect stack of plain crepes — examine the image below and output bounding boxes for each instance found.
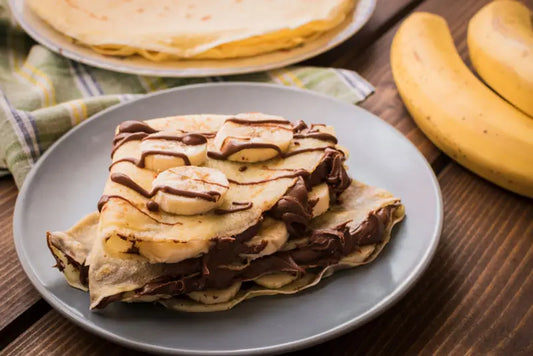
[27,0,355,60]
[47,113,405,312]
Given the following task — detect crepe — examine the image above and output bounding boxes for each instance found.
[48,180,404,310]
[46,112,405,311]
[27,0,355,60]
[102,113,340,263]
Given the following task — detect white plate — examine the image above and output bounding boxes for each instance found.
[9,0,376,77]
[14,83,442,355]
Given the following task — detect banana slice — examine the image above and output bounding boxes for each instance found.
[187,282,242,305]
[140,132,207,172]
[152,166,229,215]
[137,239,211,264]
[309,183,330,218]
[340,245,376,264]
[242,217,288,260]
[212,114,293,162]
[254,273,298,289]
[104,232,212,263]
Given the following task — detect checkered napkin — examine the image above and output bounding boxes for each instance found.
[0,0,374,187]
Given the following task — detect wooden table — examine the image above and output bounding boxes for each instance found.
[1,0,532,354]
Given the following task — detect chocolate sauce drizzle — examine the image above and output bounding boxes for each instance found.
[207,142,283,160]
[228,169,309,186]
[141,133,207,145]
[293,132,338,144]
[117,120,158,134]
[94,205,398,308]
[292,120,337,143]
[102,119,346,216]
[207,118,337,160]
[97,194,181,225]
[110,150,192,169]
[111,120,209,162]
[214,201,254,215]
[110,172,221,201]
[111,132,149,157]
[226,117,292,128]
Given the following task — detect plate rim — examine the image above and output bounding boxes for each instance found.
[13,82,443,355]
[8,0,376,77]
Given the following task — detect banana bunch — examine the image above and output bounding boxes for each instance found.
[468,1,533,117]
[391,3,533,198]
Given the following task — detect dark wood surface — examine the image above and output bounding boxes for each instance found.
[1,0,532,354]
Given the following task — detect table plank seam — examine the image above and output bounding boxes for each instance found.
[0,299,51,350]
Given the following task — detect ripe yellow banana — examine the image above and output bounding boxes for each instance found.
[468,0,533,117]
[391,12,533,197]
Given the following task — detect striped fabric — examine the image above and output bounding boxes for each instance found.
[0,1,374,188]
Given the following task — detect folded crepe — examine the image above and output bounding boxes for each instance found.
[47,113,405,311]
[27,0,355,60]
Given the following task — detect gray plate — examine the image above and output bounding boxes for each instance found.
[13,83,442,355]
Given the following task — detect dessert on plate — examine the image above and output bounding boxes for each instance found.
[47,113,404,311]
[28,0,355,60]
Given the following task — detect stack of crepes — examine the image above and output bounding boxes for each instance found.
[47,113,405,312]
[27,0,356,60]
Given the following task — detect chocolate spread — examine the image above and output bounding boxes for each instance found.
[94,205,397,308]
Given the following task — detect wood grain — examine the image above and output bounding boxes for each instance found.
[0,311,146,356]
[0,177,41,331]
[305,0,423,67]
[3,163,531,355]
[342,0,533,165]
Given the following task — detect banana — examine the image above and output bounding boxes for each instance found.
[212,114,293,162]
[254,273,298,289]
[104,231,211,263]
[188,282,241,305]
[391,12,533,197]
[137,239,211,264]
[242,217,289,260]
[140,132,207,172]
[309,183,330,218]
[152,166,229,215]
[468,1,533,116]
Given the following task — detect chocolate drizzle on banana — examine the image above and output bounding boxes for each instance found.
[46,114,407,311]
[207,142,283,160]
[102,118,349,217]
[112,150,193,168]
[225,117,292,127]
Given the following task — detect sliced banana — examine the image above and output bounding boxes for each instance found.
[137,239,211,264]
[140,131,207,172]
[212,115,293,162]
[187,282,241,305]
[152,166,229,215]
[340,245,376,264]
[242,217,288,260]
[254,273,298,289]
[104,232,212,263]
[309,183,330,218]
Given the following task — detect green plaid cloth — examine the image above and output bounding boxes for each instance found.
[0,0,374,188]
